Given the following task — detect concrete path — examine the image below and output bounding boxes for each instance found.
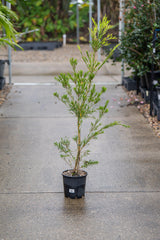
[0,49,160,239]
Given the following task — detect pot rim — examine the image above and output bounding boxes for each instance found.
[62,169,88,178]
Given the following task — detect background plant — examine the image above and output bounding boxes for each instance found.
[120,0,160,77]
[0,0,19,48]
[13,0,120,42]
[54,16,127,175]
[14,0,72,41]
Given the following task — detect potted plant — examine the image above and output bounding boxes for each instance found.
[54,16,128,199]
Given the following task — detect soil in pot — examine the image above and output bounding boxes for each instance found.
[62,169,87,199]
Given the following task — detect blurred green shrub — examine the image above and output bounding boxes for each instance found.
[14,0,89,42]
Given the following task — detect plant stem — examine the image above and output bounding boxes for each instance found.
[74,116,81,173]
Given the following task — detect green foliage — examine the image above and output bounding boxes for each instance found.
[120,0,160,76]
[13,0,121,42]
[89,16,117,52]
[14,0,71,41]
[14,0,90,41]
[81,160,99,168]
[54,137,75,167]
[54,16,128,174]
[0,1,20,48]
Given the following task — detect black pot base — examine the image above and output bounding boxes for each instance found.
[63,183,86,199]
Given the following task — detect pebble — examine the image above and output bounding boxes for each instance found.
[126,89,160,138]
[0,85,11,106]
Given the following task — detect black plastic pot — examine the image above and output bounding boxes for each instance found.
[142,70,160,90]
[152,87,160,121]
[140,76,148,89]
[0,60,6,78]
[148,70,160,81]
[0,60,8,90]
[62,170,87,199]
[0,77,5,90]
[123,76,137,91]
[156,86,160,107]
[15,41,63,51]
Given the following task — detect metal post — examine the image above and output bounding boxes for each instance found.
[6,1,12,84]
[150,30,156,116]
[76,0,79,45]
[89,0,93,46]
[119,0,125,85]
[97,0,101,61]
[119,0,122,41]
[150,29,160,116]
[8,46,12,85]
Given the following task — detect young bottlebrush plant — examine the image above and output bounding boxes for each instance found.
[54,16,128,175]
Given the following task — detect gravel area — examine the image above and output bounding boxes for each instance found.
[1,44,106,63]
[0,85,11,107]
[125,89,160,138]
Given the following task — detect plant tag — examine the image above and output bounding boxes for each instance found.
[69,189,75,193]
[153,80,158,85]
[153,48,156,54]
[146,91,149,96]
